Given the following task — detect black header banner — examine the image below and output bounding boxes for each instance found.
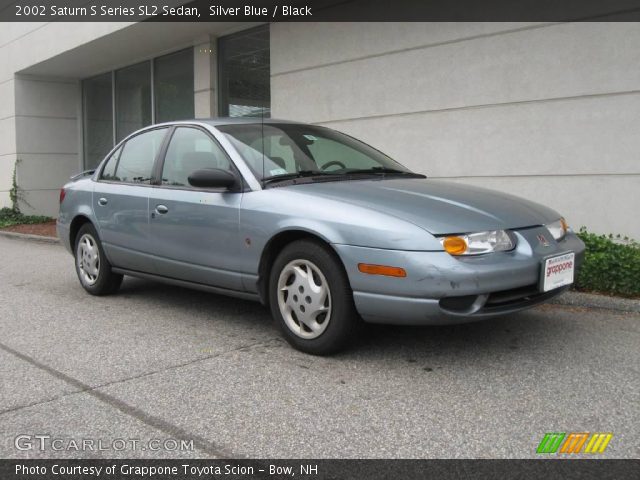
[1,0,640,22]
[1,459,639,480]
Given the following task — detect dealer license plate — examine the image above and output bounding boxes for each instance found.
[541,252,575,292]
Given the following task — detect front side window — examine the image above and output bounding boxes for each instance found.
[217,123,412,180]
[161,127,232,187]
[110,128,167,184]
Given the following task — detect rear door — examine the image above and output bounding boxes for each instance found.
[93,127,169,273]
[147,126,244,290]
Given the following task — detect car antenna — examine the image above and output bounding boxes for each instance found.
[261,103,265,181]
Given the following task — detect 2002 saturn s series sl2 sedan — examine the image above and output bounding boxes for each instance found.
[58,119,585,354]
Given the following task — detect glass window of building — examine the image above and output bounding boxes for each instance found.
[218,24,270,117]
[115,61,152,142]
[154,49,194,123]
[82,73,113,169]
[82,49,195,168]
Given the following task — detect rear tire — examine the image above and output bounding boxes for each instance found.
[74,223,123,296]
[269,239,358,355]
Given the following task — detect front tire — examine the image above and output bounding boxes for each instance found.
[269,240,358,355]
[74,223,122,295]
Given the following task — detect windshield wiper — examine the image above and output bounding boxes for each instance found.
[262,170,331,185]
[262,167,425,186]
[343,167,426,177]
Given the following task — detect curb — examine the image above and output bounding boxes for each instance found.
[0,230,60,244]
[550,290,640,313]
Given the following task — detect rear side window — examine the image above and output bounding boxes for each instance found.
[100,146,121,181]
[161,127,232,187]
[108,128,167,184]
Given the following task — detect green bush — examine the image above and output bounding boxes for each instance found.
[575,228,640,298]
[0,207,51,229]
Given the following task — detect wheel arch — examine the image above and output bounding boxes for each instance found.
[257,229,346,306]
[69,215,94,248]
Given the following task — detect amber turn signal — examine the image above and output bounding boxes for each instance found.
[442,236,468,255]
[358,263,407,277]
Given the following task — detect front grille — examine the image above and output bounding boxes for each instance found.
[481,284,568,314]
[439,283,568,316]
[485,284,541,307]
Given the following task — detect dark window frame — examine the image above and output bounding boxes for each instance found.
[114,60,152,143]
[81,72,114,170]
[217,24,271,118]
[82,47,194,169]
[153,48,195,124]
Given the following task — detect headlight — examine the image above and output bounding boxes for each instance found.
[546,218,569,241]
[439,230,515,256]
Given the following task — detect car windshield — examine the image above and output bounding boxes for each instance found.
[216,123,416,183]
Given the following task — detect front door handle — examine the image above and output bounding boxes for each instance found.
[155,204,169,214]
[98,197,108,206]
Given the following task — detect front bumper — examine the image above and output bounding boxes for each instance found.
[334,226,585,325]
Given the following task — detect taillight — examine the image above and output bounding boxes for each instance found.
[59,188,66,204]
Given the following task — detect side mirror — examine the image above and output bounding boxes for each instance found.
[188,168,237,189]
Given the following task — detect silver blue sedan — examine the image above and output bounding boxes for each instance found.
[57,119,585,354]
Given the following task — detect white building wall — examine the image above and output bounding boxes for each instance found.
[271,22,640,239]
[0,22,131,213]
[194,37,218,119]
[13,76,80,215]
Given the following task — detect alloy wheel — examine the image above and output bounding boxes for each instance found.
[277,259,332,339]
[76,233,100,286]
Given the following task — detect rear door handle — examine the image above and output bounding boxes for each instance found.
[155,204,169,214]
[98,197,108,206]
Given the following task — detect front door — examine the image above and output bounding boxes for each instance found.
[148,126,244,290]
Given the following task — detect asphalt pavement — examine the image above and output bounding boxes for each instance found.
[0,235,638,459]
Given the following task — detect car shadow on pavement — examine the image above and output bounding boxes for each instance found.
[117,277,271,321]
[116,277,571,363]
[343,303,590,372]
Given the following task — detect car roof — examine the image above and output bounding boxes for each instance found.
[203,117,304,126]
[152,117,306,128]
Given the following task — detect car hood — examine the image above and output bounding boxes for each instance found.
[289,178,561,235]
